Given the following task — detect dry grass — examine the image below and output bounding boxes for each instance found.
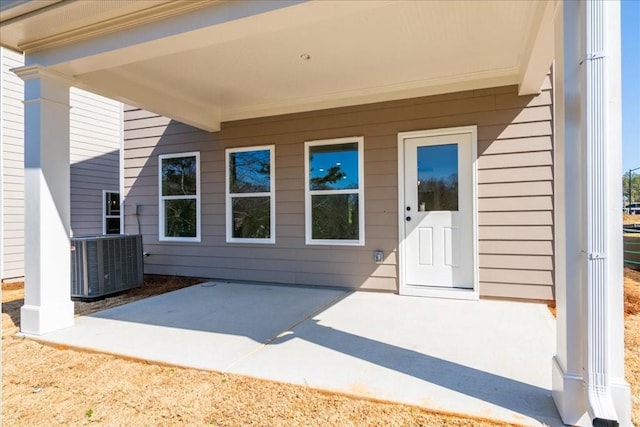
[624,214,639,225]
[624,267,640,425]
[2,277,512,427]
[625,267,640,317]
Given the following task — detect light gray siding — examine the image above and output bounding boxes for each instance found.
[124,79,555,300]
[0,46,122,280]
[1,48,25,280]
[70,87,122,236]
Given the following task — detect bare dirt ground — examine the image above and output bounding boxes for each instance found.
[624,213,639,225]
[624,267,640,425]
[4,270,640,426]
[3,277,513,427]
[624,211,640,426]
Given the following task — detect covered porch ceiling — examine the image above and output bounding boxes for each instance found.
[0,0,555,131]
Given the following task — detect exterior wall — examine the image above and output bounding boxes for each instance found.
[124,80,554,300]
[0,47,122,280]
[1,48,25,280]
[69,87,122,237]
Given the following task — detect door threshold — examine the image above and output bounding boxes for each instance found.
[399,285,479,300]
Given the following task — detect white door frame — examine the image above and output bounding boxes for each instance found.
[397,126,479,299]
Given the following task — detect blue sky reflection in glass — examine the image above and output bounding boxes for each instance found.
[230,149,271,193]
[309,143,359,190]
[417,143,458,211]
[418,144,457,182]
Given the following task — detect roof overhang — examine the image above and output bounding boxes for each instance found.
[1,0,557,132]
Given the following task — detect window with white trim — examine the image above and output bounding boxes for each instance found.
[305,137,364,245]
[226,145,275,243]
[103,190,120,235]
[159,152,200,242]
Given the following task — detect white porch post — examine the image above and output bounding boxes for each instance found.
[14,66,74,335]
[552,1,631,426]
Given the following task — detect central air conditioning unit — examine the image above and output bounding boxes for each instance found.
[71,234,144,300]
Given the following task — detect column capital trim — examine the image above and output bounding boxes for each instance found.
[11,64,75,86]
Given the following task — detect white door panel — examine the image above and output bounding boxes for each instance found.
[399,128,476,296]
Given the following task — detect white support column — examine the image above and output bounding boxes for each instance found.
[14,66,74,335]
[552,1,589,423]
[552,1,631,425]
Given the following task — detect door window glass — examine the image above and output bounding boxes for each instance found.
[417,144,458,211]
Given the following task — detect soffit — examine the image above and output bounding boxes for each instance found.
[111,0,535,118]
[2,1,552,131]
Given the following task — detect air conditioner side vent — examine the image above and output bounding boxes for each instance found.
[71,235,144,300]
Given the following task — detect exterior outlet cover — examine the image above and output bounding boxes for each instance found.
[374,250,384,264]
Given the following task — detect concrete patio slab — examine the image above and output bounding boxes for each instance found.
[36,283,346,370]
[231,291,560,426]
[27,282,561,426]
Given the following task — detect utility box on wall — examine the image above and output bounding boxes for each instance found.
[71,234,144,300]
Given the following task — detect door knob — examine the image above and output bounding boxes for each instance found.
[406,216,411,221]
[406,206,411,211]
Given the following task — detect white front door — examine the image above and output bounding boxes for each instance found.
[398,127,477,298]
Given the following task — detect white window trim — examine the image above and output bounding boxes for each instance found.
[225,145,275,244]
[158,151,201,242]
[304,136,365,246]
[102,189,121,235]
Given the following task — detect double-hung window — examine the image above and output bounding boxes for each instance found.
[159,152,200,242]
[226,145,275,244]
[305,137,364,245]
[103,190,121,234]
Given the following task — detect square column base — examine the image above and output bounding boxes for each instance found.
[552,356,590,426]
[20,302,74,335]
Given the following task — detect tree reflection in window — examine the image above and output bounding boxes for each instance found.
[309,143,358,191]
[160,153,199,240]
[230,150,270,193]
[162,156,197,196]
[307,140,363,243]
[227,147,274,242]
[417,144,458,211]
[311,194,359,240]
[165,199,197,237]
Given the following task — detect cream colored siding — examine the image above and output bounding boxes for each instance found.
[1,48,25,280]
[124,79,555,300]
[69,87,122,236]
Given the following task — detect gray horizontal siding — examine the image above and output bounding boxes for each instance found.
[1,47,122,279]
[124,78,554,300]
[1,48,24,280]
[69,87,122,237]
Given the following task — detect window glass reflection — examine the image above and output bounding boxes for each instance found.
[230,150,271,193]
[164,199,197,237]
[417,144,458,211]
[309,143,358,191]
[311,194,359,240]
[162,156,197,196]
[232,196,271,238]
[105,192,120,216]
